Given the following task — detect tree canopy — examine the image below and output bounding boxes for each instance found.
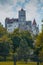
[35,31,43,62]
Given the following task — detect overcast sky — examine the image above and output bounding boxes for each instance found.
[0,0,43,31]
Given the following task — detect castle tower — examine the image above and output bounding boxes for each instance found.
[19,8,26,23]
[32,19,39,35]
[18,8,26,31]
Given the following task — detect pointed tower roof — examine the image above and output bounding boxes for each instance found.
[33,19,37,25]
[21,8,25,11]
[21,8,23,11]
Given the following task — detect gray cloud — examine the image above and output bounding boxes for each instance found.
[0,0,17,5]
[0,0,9,5]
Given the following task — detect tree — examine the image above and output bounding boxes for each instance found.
[0,35,13,61]
[11,29,21,52]
[11,29,33,52]
[16,39,31,63]
[0,23,7,37]
[35,31,43,65]
[20,31,34,49]
[11,29,34,63]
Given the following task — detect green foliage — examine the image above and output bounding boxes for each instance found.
[35,31,43,62]
[0,35,13,60]
[0,25,7,37]
[0,27,33,61]
[0,25,13,60]
[16,39,30,62]
[11,29,33,52]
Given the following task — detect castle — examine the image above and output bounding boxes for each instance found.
[5,8,39,35]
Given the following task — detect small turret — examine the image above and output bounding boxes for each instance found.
[32,19,37,25]
[32,19,39,35]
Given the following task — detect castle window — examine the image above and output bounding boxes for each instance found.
[8,24,12,27]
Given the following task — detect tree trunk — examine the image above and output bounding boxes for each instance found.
[4,56,6,61]
[14,57,16,65]
[37,62,39,65]
[14,61,16,65]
